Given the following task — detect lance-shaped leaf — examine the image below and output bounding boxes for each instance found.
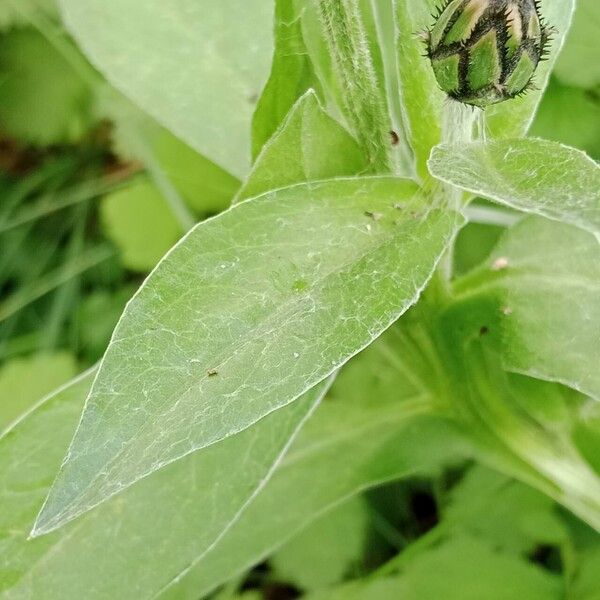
[429,139,600,238]
[251,0,322,159]
[0,371,330,598]
[237,90,367,202]
[33,177,461,535]
[59,0,274,178]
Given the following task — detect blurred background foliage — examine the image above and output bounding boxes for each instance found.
[0,0,599,597]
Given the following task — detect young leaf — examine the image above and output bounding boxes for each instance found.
[0,370,330,599]
[251,0,322,159]
[484,0,575,138]
[237,91,367,202]
[452,217,600,400]
[428,139,600,238]
[33,177,461,535]
[58,0,275,178]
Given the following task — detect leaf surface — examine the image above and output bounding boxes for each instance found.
[429,139,600,238]
[59,0,274,178]
[0,371,329,599]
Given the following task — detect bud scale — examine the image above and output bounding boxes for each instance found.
[425,0,552,107]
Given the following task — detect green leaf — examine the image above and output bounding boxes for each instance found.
[0,369,92,597]
[304,536,563,600]
[0,28,93,144]
[270,497,369,591]
[0,371,329,598]
[531,78,600,161]
[238,91,367,202]
[445,466,568,552]
[97,88,240,216]
[76,286,137,362]
[484,0,575,138]
[0,0,57,30]
[250,0,321,159]
[395,0,443,179]
[59,0,274,179]
[0,352,77,432]
[428,139,600,238]
[100,178,183,272]
[453,217,600,400]
[554,0,600,89]
[33,176,460,534]
[572,546,600,600]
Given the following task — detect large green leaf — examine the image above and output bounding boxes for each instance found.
[59,0,274,178]
[452,217,600,401]
[33,176,460,534]
[0,370,329,598]
[429,139,600,238]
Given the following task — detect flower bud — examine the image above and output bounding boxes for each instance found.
[425,0,551,107]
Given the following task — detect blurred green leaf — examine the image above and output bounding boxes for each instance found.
[270,497,369,591]
[0,370,330,599]
[0,0,57,31]
[572,546,600,600]
[395,0,443,179]
[0,28,93,144]
[554,0,600,89]
[531,78,600,160]
[429,139,600,238]
[100,179,183,272]
[305,536,562,600]
[59,0,275,178]
[0,351,77,431]
[445,466,568,552]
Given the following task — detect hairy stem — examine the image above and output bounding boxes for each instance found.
[316,0,392,172]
